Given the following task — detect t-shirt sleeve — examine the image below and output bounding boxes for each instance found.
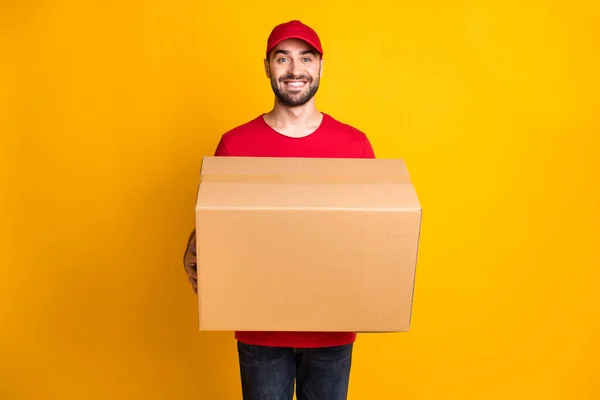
[361,136,376,158]
[213,136,230,156]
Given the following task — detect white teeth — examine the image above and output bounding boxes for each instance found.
[286,81,305,87]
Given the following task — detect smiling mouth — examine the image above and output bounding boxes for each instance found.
[283,80,307,89]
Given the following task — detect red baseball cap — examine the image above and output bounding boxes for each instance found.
[266,20,323,59]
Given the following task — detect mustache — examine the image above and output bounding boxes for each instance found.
[279,74,312,82]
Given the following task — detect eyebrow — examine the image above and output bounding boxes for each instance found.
[273,49,317,56]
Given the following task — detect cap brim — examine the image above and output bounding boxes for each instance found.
[267,35,323,57]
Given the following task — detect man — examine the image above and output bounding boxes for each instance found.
[183,20,375,400]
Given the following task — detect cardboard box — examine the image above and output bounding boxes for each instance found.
[195,156,422,332]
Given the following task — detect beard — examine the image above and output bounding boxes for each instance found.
[270,72,320,107]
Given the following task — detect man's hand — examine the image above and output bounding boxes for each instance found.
[183,229,198,294]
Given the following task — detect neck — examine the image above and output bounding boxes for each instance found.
[264,99,322,128]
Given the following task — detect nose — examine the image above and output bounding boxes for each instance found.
[289,60,302,76]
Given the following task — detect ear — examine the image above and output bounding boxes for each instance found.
[319,58,324,78]
[264,58,271,79]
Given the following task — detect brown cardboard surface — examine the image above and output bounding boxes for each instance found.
[195,156,421,332]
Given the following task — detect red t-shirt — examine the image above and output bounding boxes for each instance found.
[212,112,375,348]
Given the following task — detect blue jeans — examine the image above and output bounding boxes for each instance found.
[237,341,353,400]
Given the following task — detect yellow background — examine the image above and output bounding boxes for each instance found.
[1,1,599,399]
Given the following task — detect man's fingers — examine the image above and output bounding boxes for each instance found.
[184,230,196,257]
[183,230,197,278]
[188,276,198,294]
[183,229,198,294]
[185,264,197,279]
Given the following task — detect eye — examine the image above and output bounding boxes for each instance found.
[302,57,312,62]
[277,57,288,63]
